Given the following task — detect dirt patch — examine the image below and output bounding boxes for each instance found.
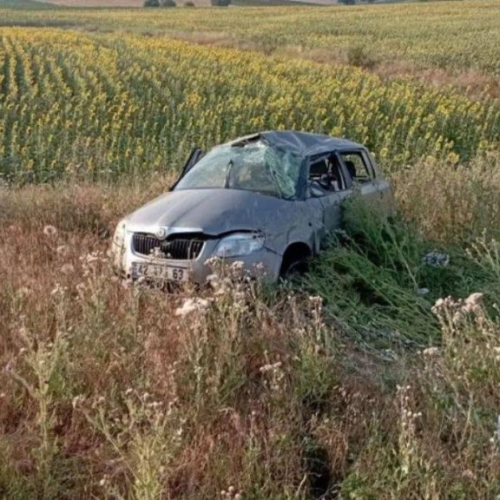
[272,45,500,100]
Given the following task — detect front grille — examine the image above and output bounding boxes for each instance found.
[132,233,204,260]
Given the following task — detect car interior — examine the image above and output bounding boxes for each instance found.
[308,154,346,192]
[344,160,356,180]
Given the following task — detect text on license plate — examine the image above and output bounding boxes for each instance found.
[132,262,188,282]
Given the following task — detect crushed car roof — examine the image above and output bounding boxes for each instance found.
[228,130,363,157]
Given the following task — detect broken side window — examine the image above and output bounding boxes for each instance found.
[340,152,372,183]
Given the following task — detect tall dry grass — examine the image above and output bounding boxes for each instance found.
[393,152,500,245]
[1,165,500,497]
[0,187,374,498]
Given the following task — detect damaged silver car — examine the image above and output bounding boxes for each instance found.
[111,131,393,284]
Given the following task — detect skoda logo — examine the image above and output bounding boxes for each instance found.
[156,227,168,240]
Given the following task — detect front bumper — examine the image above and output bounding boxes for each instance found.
[113,232,282,284]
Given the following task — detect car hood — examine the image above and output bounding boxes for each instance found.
[126,188,294,238]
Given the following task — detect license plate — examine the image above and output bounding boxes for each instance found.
[131,262,188,282]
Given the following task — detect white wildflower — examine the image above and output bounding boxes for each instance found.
[422,346,440,357]
[61,264,75,275]
[206,274,220,288]
[43,225,58,237]
[83,252,100,264]
[434,298,445,308]
[259,361,282,373]
[175,298,209,317]
[72,395,85,408]
[308,295,323,306]
[230,261,245,272]
[56,245,68,256]
[462,469,477,480]
[465,292,483,307]
[204,256,220,268]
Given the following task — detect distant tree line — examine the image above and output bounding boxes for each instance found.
[143,0,375,6]
[144,0,175,7]
[144,0,230,6]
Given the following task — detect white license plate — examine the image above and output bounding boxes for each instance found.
[131,262,188,282]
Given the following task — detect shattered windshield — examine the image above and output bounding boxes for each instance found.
[174,140,302,199]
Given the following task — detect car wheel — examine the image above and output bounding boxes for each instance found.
[280,255,309,280]
[279,243,311,281]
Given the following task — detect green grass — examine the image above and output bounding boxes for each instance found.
[304,197,500,352]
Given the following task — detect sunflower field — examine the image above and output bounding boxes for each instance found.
[1,27,500,183]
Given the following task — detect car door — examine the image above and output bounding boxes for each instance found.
[339,149,380,204]
[365,151,395,215]
[306,153,351,238]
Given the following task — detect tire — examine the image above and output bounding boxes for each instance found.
[280,255,309,280]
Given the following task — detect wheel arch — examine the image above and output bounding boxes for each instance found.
[280,241,312,276]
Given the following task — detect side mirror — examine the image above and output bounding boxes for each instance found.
[181,147,204,176]
[170,147,204,191]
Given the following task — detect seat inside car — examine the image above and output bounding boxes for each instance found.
[345,160,356,180]
[309,159,329,179]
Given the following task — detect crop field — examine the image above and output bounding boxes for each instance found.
[2,1,500,77]
[1,28,500,183]
[1,1,500,499]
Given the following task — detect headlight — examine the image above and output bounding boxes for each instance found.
[214,232,265,258]
[112,219,128,249]
[111,219,128,271]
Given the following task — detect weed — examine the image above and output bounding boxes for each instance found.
[345,45,377,70]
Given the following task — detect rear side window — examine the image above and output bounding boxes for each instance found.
[341,152,372,183]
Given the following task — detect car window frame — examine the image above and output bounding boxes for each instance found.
[339,148,376,184]
[305,151,350,198]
